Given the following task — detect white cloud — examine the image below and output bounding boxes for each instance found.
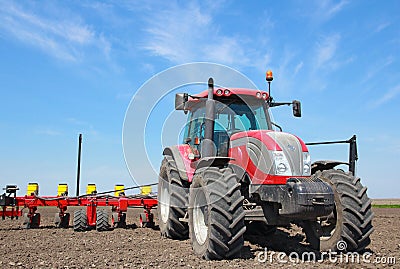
[374,22,391,33]
[67,118,87,126]
[266,49,302,96]
[143,3,211,63]
[99,33,111,59]
[315,34,341,68]
[0,2,110,62]
[298,0,348,24]
[362,56,394,83]
[142,2,269,70]
[363,134,400,154]
[116,92,133,101]
[325,0,348,17]
[142,63,156,74]
[294,61,304,76]
[315,0,349,21]
[203,37,249,66]
[371,84,400,108]
[35,128,62,136]
[66,117,99,136]
[307,34,355,91]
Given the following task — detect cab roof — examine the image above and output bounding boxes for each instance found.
[192,88,269,100]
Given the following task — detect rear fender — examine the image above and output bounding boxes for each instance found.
[311,160,348,174]
[227,163,247,181]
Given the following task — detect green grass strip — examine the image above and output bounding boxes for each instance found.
[372,204,400,208]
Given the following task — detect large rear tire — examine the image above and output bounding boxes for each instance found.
[302,169,374,252]
[188,167,246,260]
[158,156,189,239]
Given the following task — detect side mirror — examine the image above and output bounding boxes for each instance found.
[175,93,188,110]
[292,100,301,117]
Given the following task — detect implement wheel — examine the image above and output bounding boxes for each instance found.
[23,213,40,229]
[139,213,151,228]
[111,212,126,228]
[55,213,70,228]
[302,169,374,252]
[189,167,246,260]
[158,156,189,239]
[96,209,110,232]
[73,209,87,232]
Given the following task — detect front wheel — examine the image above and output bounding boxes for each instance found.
[158,156,189,239]
[302,169,374,252]
[189,167,246,260]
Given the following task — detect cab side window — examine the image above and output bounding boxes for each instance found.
[184,106,206,147]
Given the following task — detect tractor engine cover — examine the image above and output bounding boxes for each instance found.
[251,176,334,220]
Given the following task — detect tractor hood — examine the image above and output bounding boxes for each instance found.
[229,130,310,177]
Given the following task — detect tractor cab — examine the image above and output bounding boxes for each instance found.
[181,89,272,157]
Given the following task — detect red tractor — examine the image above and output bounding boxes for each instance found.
[158,72,373,260]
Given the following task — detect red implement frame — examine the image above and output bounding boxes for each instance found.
[1,194,158,229]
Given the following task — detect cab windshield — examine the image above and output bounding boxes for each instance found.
[184,99,271,143]
[183,98,271,156]
[214,100,270,133]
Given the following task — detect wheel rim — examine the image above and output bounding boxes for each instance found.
[160,181,170,223]
[193,189,208,245]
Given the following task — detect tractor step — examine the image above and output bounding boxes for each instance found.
[244,206,266,221]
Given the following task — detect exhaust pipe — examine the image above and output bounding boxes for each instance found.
[201,78,216,158]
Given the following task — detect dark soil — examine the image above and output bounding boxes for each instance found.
[0,206,399,268]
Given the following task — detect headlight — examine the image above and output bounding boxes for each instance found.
[303,152,311,176]
[272,151,292,176]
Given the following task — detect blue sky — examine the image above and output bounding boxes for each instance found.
[0,0,399,198]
